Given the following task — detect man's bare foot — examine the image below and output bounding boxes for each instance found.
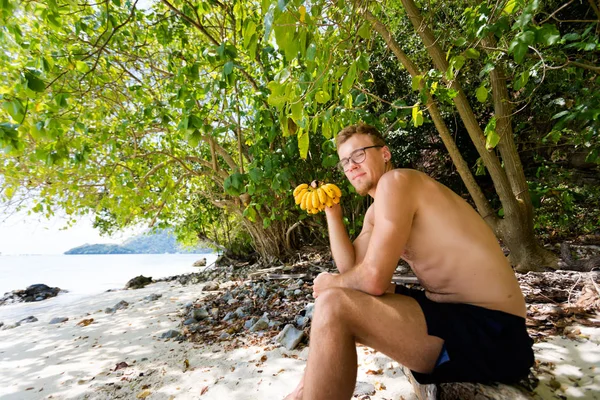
[284,377,304,400]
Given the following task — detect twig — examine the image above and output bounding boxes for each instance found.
[567,273,582,306]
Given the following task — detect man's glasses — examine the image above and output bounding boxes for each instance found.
[337,145,383,172]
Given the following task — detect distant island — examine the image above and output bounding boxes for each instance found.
[65,230,212,255]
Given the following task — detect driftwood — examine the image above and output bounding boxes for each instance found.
[402,366,535,400]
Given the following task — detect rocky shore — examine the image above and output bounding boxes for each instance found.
[0,247,599,399]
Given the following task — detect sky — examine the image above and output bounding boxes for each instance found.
[0,212,139,255]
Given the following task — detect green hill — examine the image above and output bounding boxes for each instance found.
[65,230,212,255]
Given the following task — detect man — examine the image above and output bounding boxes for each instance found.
[285,124,534,400]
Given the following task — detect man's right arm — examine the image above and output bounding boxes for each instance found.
[324,204,373,274]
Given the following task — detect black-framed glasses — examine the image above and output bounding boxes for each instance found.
[337,145,383,172]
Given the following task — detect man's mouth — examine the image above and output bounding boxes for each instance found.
[352,172,366,180]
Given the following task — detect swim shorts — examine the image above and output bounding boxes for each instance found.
[394,285,535,384]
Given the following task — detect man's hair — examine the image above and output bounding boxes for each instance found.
[336,124,386,148]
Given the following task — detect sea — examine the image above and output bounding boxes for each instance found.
[0,253,217,322]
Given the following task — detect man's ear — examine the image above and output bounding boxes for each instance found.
[382,146,392,162]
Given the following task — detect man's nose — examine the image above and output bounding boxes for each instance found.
[346,160,360,172]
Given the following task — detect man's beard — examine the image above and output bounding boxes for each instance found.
[354,179,373,196]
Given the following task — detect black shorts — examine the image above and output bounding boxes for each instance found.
[394,285,534,384]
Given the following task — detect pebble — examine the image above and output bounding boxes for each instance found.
[18,316,38,324]
[143,293,162,302]
[192,307,210,320]
[249,317,269,332]
[49,317,69,324]
[161,330,181,339]
[353,381,376,396]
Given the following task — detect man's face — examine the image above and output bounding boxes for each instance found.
[337,134,387,196]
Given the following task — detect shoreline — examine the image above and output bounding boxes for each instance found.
[0,271,599,399]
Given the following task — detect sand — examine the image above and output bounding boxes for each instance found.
[1,280,599,399]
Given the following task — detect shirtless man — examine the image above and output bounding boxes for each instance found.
[285,124,534,400]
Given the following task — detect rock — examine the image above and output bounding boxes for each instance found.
[203,282,220,291]
[18,316,38,324]
[1,323,20,330]
[268,320,282,328]
[160,330,181,339]
[294,289,302,296]
[244,317,258,330]
[125,275,152,289]
[143,294,162,302]
[114,300,129,310]
[250,317,269,332]
[219,332,230,340]
[0,322,3,329]
[227,298,238,305]
[234,307,247,318]
[49,317,69,324]
[353,381,376,397]
[0,284,61,306]
[104,307,115,314]
[275,324,305,350]
[193,258,207,267]
[192,307,210,320]
[296,316,309,329]
[223,311,236,322]
[304,303,315,320]
[183,318,197,326]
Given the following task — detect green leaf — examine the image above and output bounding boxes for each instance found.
[502,0,517,14]
[476,85,488,102]
[357,23,370,39]
[451,55,465,70]
[306,43,317,61]
[76,61,90,73]
[322,154,338,168]
[25,72,46,92]
[341,64,356,94]
[2,100,25,122]
[315,90,330,104]
[223,61,234,75]
[243,205,257,222]
[536,24,560,46]
[484,117,499,150]
[465,48,480,59]
[297,128,309,159]
[267,81,288,108]
[290,101,303,122]
[356,53,369,71]
[411,75,423,91]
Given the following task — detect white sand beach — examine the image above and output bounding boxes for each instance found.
[1,280,599,400]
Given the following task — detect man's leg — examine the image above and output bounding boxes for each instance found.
[300,287,444,400]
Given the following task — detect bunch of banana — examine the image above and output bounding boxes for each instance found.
[293,181,342,214]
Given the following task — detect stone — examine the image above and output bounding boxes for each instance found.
[0,321,3,329]
[0,284,61,306]
[125,275,152,289]
[193,258,207,267]
[275,324,305,350]
[223,311,235,322]
[192,307,209,320]
[113,300,129,310]
[249,317,269,332]
[160,330,181,339]
[219,332,230,340]
[1,323,20,330]
[144,294,162,302]
[353,381,376,397]
[49,317,69,324]
[234,307,246,318]
[18,316,38,324]
[183,318,197,326]
[104,307,115,314]
[203,282,220,291]
[305,303,315,320]
[244,317,258,330]
[296,316,309,329]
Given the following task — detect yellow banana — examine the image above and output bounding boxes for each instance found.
[317,188,327,205]
[295,188,309,204]
[293,183,308,197]
[300,190,311,210]
[325,195,333,207]
[328,183,342,198]
[311,191,320,209]
[332,195,340,204]
[321,184,336,199]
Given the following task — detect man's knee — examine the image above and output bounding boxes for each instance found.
[313,287,356,325]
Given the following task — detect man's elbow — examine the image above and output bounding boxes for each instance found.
[363,274,390,296]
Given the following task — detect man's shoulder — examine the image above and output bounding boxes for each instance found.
[378,168,426,190]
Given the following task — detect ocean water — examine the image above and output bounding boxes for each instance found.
[0,253,216,321]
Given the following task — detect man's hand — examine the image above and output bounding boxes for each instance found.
[324,203,343,220]
[312,272,339,298]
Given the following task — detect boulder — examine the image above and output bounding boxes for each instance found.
[125,275,152,289]
[0,284,61,306]
[193,258,207,267]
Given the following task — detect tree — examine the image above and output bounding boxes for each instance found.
[260,0,598,271]
[0,0,344,260]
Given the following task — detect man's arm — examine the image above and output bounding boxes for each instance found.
[324,203,374,274]
[316,172,417,296]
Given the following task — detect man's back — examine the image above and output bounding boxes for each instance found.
[369,169,526,317]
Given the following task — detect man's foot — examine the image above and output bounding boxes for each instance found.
[284,377,304,400]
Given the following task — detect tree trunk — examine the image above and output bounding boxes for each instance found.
[379,0,558,272]
[240,214,291,262]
